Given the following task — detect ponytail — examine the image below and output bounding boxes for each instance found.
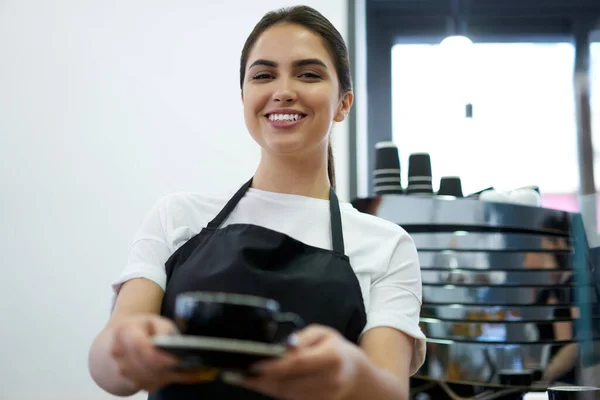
[327,141,336,190]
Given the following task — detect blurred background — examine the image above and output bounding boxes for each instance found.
[354,0,600,224]
[0,0,599,399]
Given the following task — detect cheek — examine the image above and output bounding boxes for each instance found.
[243,92,264,121]
[306,89,338,119]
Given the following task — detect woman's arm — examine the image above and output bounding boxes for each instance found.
[343,327,413,400]
[87,278,168,396]
[344,232,423,400]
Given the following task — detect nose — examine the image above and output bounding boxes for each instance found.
[272,80,297,103]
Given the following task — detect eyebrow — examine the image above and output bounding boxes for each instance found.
[248,58,328,69]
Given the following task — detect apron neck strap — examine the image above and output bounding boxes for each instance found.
[207,177,346,256]
[206,178,253,230]
[328,187,345,255]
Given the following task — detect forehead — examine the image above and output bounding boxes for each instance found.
[247,23,334,67]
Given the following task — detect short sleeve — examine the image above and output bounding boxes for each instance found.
[110,197,173,311]
[361,233,427,375]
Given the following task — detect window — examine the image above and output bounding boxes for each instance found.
[391,42,580,197]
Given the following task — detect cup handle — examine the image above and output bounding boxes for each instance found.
[274,312,305,342]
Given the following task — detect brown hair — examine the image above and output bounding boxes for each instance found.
[239,5,352,190]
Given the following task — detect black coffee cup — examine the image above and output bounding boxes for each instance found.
[438,176,464,198]
[498,369,534,387]
[407,153,433,195]
[175,292,305,343]
[374,141,401,171]
[547,386,600,400]
[373,171,402,193]
[374,142,402,194]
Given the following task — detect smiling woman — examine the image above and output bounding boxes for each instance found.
[240,15,353,195]
[87,5,426,400]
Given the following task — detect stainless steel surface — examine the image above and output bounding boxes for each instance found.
[375,195,571,234]
[351,195,599,388]
[417,340,600,384]
[411,232,571,251]
[422,286,586,306]
[422,270,571,286]
[420,318,594,343]
[418,250,576,271]
[421,305,600,321]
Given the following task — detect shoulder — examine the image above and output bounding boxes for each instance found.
[153,189,235,221]
[340,204,419,278]
[341,204,415,247]
[143,190,234,247]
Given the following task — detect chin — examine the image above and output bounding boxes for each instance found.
[259,132,307,153]
[265,141,306,155]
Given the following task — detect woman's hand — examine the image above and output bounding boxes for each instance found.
[110,314,219,393]
[226,324,366,400]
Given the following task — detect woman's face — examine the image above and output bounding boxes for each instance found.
[242,23,352,157]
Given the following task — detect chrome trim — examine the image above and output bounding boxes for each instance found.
[419,319,593,343]
[421,270,573,286]
[417,250,576,271]
[420,305,599,321]
[370,195,571,235]
[422,286,588,306]
[411,232,571,251]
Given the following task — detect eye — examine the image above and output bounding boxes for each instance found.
[299,72,321,79]
[252,73,274,80]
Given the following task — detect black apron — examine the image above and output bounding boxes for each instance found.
[149,178,367,399]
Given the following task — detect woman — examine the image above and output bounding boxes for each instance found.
[88,5,426,400]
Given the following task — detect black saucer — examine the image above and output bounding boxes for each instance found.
[153,335,287,371]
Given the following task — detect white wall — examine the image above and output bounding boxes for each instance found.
[0,1,349,398]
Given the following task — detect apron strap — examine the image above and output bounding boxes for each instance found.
[206,177,346,256]
[206,178,253,229]
[329,188,345,255]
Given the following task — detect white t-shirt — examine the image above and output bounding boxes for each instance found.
[112,187,426,374]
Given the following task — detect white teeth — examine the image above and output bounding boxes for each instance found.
[268,114,303,122]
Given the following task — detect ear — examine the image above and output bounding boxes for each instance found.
[333,91,354,122]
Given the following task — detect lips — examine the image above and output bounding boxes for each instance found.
[265,112,307,122]
[264,111,307,128]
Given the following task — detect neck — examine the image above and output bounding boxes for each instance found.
[252,150,331,200]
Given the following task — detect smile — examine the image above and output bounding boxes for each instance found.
[265,113,307,128]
